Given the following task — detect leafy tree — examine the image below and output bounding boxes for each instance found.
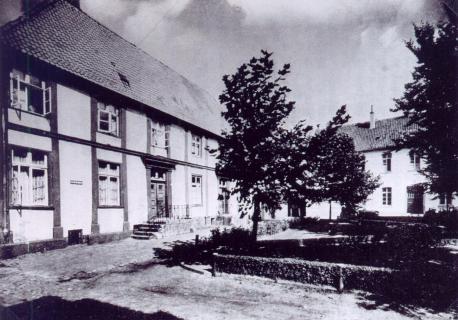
[283,106,380,218]
[216,50,295,240]
[277,120,315,215]
[393,20,458,203]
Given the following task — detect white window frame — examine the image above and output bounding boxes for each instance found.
[98,161,121,206]
[97,102,119,136]
[382,152,392,172]
[151,121,169,151]
[10,148,49,206]
[382,187,392,205]
[9,70,51,116]
[191,134,202,157]
[191,174,202,206]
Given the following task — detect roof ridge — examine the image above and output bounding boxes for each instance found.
[342,114,408,129]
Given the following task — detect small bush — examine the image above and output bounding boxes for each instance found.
[423,209,458,232]
[384,223,441,268]
[356,210,380,220]
[288,217,320,229]
[209,227,252,250]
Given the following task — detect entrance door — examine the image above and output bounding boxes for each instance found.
[150,181,167,219]
[149,169,168,220]
[407,185,424,214]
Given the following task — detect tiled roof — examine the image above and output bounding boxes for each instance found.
[339,116,418,152]
[0,0,221,136]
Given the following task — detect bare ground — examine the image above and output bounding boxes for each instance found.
[0,234,455,320]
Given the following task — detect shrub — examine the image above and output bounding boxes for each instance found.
[423,209,458,232]
[356,210,379,220]
[384,223,441,268]
[288,217,320,229]
[209,227,252,250]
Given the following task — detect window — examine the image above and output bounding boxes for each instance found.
[151,121,169,152]
[97,102,119,136]
[191,134,201,157]
[382,187,392,205]
[10,148,48,206]
[409,152,420,171]
[98,161,120,206]
[9,70,51,116]
[191,175,202,205]
[439,194,446,205]
[218,178,230,214]
[382,152,392,172]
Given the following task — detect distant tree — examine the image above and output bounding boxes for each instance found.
[216,50,295,240]
[393,20,458,203]
[283,106,379,218]
[277,120,315,215]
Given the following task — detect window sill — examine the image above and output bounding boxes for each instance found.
[97,131,120,138]
[9,206,54,210]
[9,107,50,118]
[98,206,124,209]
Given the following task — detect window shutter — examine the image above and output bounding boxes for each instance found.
[44,86,52,115]
[165,125,170,156]
[9,74,19,107]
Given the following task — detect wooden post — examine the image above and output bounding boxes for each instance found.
[329,200,332,220]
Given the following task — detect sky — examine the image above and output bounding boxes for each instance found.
[1,0,446,127]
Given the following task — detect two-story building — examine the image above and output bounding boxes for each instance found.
[340,109,455,216]
[288,109,456,219]
[0,0,239,243]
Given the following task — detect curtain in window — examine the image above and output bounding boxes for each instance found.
[99,176,108,205]
[32,169,46,204]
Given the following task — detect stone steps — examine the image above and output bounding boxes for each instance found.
[132,222,166,240]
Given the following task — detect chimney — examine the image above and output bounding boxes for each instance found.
[370,105,375,129]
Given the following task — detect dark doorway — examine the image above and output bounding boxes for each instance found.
[407,184,424,214]
[288,203,305,218]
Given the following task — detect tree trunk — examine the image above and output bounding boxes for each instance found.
[251,200,261,242]
[328,200,332,220]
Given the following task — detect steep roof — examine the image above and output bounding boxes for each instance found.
[339,116,418,152]
[0,0,221,136]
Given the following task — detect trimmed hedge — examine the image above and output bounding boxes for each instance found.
[213,253,458,308]
[214,253,392,292]
[257,220,288,236]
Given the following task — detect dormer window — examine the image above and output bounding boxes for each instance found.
[97,102,119,136]
[9,69,51,116]
[118,72,130,88]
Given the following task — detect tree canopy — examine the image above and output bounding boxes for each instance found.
[393,20,458,199]
[281,106,379,216]
[216,50,295,237]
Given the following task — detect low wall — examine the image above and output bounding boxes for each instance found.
[86,231,132,245]
[213,253,392,292]
[0,231,132,259]
[0,239,67,259]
